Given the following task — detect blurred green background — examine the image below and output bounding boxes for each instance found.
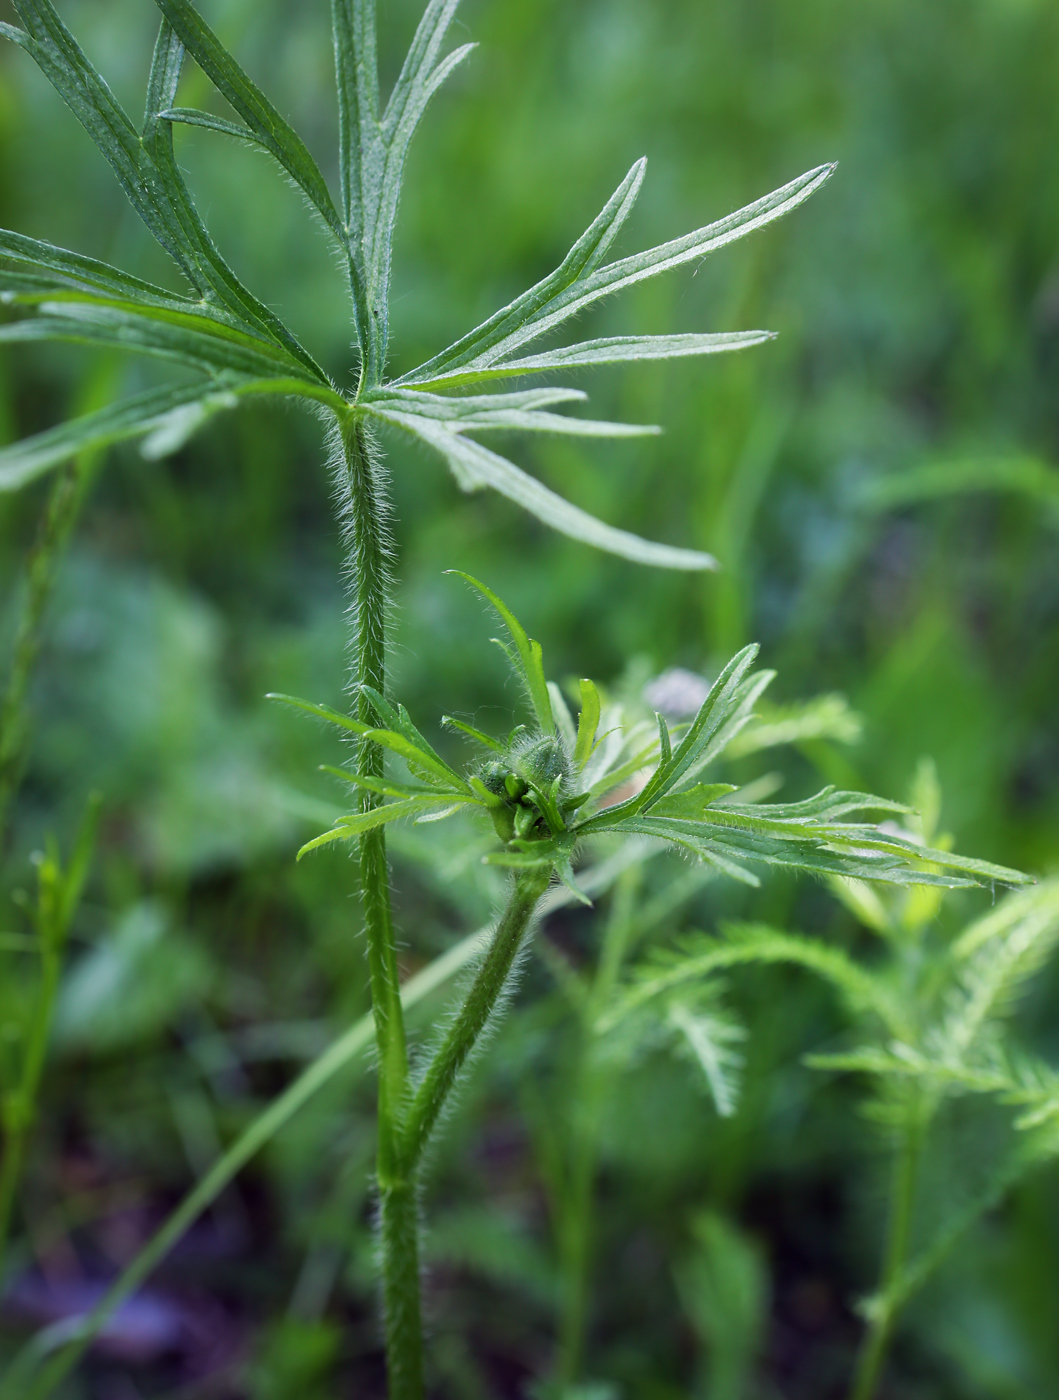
[1,0,1058,1395]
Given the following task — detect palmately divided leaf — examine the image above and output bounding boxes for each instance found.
[2,6,165,260]
[365,395,659,437]
[0,382,230,491]
[356,684,468,788]
[0,375,350,492]
[441,716,506,754]
[384,411,717,570]
[447,573,554,735]
[403,331,774,391]
[621,644,759,814]
[650,784,739,818]
[601,814,977,889]
[158,106,266,146]
[298,794,473,858]
[268,693,368,734]
[2,4,324,378]
[399,163,833,386]
[333,0,473,377]
[0,300,310,378]
[674,669,775,782]
[0,229,192,309]
[362,728,468,792]
[398,157,647,386]
[362,386,590,418]
[152,0,344,242]
[139,16,323,374]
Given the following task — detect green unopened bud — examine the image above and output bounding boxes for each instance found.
[490,804,516,843]
[504,772,528,801]
[517,735,567,788]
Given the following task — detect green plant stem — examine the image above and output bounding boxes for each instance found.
[849,1114,922,1400]
[0,931,62,1275]
[383,865,548,1399]
[337,414,423,1396]
[0,462,87,843]
[401,866,550,1170]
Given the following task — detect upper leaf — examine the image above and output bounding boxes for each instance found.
[397,158,647,386]
[448,573,555,735]
[0,376,343,493]
[398,163,833,387]
[152,0,345,243]
[375,408,717,570]
[1,4,323,380]
[402,331,774,391]
[331,0,473,379]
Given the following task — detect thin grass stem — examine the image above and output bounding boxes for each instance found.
[556,866,641,1384]
[0,458,91,843]
[0,928,61,1273]
[849,1108,922,1400]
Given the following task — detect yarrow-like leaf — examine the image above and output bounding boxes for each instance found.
[278,577,1032,894]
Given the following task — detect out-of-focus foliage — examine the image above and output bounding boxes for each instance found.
[0,0,1056,1395]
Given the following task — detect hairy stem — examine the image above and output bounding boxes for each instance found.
[337,416,418,1396]
[401,867,550,1171]
[849,1112,922,1400]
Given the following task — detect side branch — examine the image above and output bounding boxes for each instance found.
[400,866,550,1169]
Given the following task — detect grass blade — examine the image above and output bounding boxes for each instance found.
[4,925,498,1400]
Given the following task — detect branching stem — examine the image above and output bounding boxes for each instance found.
[401,867,550,1171]
[338,415,422,1395]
